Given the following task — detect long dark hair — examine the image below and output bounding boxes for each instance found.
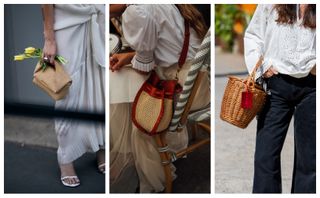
[175,4,208,39]
[274,4,316,29]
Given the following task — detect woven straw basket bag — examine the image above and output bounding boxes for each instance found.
[220,57,267,129]
[133,89,173,134]
[132,71,178,135]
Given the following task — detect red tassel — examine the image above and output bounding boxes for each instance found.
[241,91,253,109]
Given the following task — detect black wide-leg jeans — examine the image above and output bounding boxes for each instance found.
[253,73,316,193]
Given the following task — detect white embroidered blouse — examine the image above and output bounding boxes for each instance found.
[244,4,316,79]
[121,4,201,72]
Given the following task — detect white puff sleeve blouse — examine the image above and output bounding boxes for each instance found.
[244,4,316,79]
[121,4,201,72]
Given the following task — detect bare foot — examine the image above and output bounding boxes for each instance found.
[96,149,105,174]
[60,163,80,187]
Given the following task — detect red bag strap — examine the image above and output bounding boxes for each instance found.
[178,20,190,68]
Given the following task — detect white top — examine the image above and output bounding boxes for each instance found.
[54,4,105,67]
[121,4,201,72]
[244,4,316,79]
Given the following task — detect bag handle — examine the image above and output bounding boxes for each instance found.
[245,56,263,91]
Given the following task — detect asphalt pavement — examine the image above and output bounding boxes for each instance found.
[4,141,105,193]
[4,115,106,193]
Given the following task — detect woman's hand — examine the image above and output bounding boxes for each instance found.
[110,52,135,72]
[43,34,57,64]
[263,66,278,78]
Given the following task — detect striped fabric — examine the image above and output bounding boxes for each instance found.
[169,29,211,132]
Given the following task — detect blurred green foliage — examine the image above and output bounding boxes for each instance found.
[215,5,243,51]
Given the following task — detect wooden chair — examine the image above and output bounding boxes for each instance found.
[154,29,211,193]
[110,17,211,193]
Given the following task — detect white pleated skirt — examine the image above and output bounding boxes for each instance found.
[54,20,105,164]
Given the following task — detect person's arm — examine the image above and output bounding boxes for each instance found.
[122,5,157,73]
[109,52,150,75]
[110,52,135,72]
[244,5,276,78]
[42,4,56,64]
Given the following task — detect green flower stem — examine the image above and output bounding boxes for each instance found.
[14,47,67,71]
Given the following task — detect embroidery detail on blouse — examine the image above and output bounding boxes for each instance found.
[244,4,316,78]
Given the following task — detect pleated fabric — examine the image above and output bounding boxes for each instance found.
[54,5,105,164]
[110,103,135,183]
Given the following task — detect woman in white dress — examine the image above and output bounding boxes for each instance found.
[244,4,316,193]
[42,4,105,187]
[109,4,210,192]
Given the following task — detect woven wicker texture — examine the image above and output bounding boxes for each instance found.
[220,76,266,129]
[156,98,173,132]
[135,91,162,132]
[135,91,173,133]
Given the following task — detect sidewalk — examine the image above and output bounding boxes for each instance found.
[215,47,247,76]
[215,47,294,193]
[4,115,57,148]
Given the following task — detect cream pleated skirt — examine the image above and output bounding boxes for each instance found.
[110,61,210,192]
[54,20,105,164]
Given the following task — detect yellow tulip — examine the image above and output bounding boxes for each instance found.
[24,47,36,54]
[14,55,25,61]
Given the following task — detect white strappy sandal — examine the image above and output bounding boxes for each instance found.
[61,176,80,187]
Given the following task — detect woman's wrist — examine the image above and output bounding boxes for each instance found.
[44,30,55,41]
[310,65,316,75]
[125,52,135,62]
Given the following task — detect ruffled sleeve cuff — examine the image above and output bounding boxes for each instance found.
[131,52,155,72]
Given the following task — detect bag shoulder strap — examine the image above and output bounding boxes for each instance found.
[246,56,264,89]
[251,56,263,74]
[178,20,190,68]
[250,56,264,80]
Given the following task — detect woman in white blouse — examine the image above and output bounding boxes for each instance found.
[244,4,316,193]
[109,4,210,192]
[42,4,105,187]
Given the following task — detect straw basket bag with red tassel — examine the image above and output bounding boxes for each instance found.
[220,57,267,129]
